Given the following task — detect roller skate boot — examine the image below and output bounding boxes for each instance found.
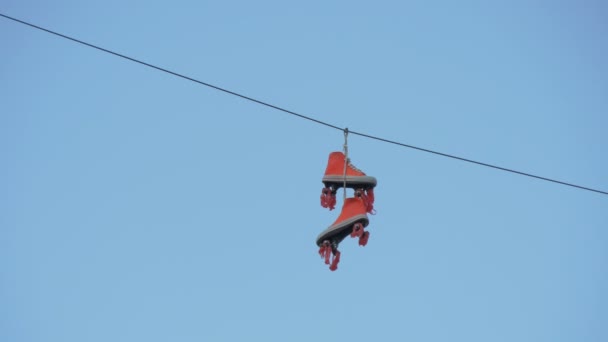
[320,152,376,213]
[317,196,371,271]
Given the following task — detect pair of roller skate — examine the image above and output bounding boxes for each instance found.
[317,151,377,271]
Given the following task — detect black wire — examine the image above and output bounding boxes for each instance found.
[349,130,608,195]
[2,13,606,196]
[0,13,341,131]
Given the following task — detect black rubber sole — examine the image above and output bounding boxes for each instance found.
[322,175,377,190]
[316,215,369,246]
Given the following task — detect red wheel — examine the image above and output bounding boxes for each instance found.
[351,222,363,238]
[359,231,370,246]
[320,188,330,208]
[319,240,332,264]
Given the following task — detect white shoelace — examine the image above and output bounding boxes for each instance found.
[347,158,363,173]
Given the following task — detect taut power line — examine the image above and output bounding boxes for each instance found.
[1,13,606,196]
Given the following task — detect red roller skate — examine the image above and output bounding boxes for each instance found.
[320,151,377,213]
[316,197,371,271]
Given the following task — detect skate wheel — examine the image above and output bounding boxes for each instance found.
[320,188,329,208]
[320,187,336,210]
[329,250,340,271]
[319,240,332,264]
[359,231,370,246]
[350,222,364,238]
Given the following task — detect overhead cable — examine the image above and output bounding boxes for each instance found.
[1,13,606,196]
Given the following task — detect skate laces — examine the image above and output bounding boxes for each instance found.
[347,158,364,174]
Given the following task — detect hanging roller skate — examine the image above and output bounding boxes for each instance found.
[316,129,377,271]
[320,151,377,211]
[316,196,370,271]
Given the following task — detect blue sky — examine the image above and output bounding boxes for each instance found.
[1,1,607,341]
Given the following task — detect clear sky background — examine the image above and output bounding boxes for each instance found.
[1,1,607,341]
